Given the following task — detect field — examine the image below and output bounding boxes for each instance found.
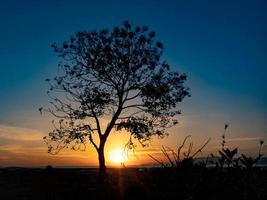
[1,167,267,200]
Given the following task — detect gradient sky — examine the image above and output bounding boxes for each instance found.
[0,0,266,167]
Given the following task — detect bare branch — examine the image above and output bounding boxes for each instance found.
[162,146,174,167]
[177,135,191,160]
[191,138,211,158]
[148,154,167,167]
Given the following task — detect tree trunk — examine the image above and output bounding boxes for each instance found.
[97,141,106,178]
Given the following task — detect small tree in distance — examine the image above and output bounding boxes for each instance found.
[41,21,190,176]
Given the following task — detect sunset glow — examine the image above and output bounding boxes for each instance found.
[0,1,266,199]
[0,0,266,168]
[108,148,128,165]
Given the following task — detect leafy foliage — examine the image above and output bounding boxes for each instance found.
[216,125,264,169]
[218,148,238,167]
[240,154,260,169]
[239,140,264,169]
[41,21,190,171]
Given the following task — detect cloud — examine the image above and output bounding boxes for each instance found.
[227,137,263,142]
[0,124,45,141]
[0,124,46,152]
[0,124,47,164]
[0,124,99,167]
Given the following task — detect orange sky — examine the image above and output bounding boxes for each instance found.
[0,0,267,169]
[0,112,266,167]
[0,1,266,168]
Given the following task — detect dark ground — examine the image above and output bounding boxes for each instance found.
[0,167,267,200]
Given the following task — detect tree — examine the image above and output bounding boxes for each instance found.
[42,21,190,176]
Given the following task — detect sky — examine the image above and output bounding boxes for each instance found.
[0,0,266,167]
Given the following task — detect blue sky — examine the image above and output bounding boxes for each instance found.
[0,0,266,166]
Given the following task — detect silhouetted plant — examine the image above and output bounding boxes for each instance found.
[240,154,258,169]
[41,20,190,176]
[221,123,228,149]
[259,140,264,157]
[216,124,264,169]
[240,140,264,169]
[215,124,239,168]
[45,165,53,174]
[218,148,238,168]
[148,135,211,168]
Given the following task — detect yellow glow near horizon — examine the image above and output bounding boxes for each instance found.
[108,148,128,164]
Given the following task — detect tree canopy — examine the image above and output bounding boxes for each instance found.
[42,21,190,173]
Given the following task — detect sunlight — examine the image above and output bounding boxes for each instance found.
[108,148,128,164]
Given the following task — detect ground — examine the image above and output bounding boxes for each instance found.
[0,167,267,200]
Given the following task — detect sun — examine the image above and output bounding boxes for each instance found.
[108,148,128,164]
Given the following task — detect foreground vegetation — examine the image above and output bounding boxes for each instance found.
[0,166,267,200]
[1,125,265,200]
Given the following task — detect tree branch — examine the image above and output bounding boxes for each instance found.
[122,104,145,110]
[89,134,98,151]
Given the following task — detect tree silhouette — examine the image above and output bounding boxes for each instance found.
[42,21,190,176]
